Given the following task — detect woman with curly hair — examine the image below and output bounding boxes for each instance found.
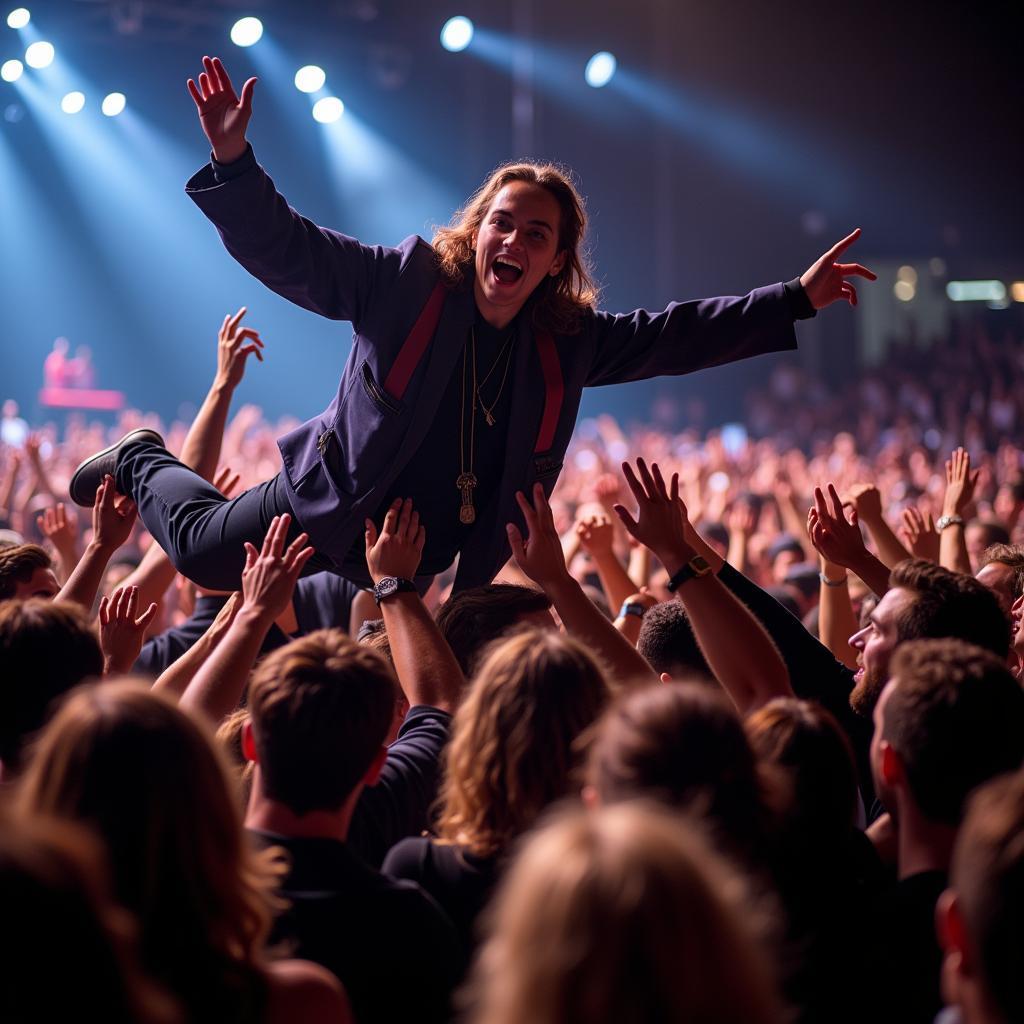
[17,680,349,1024]
[383,627,609,951]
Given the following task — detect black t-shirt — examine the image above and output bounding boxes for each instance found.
[348,705,452,869]
[249,830,463,1024]
[382,838,500,955]
[867,869,948,1024]
[343,314,515,578]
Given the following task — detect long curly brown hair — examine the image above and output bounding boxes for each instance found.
[432,161,599,334]
[434,629,610,859]
[18,680,281,1024]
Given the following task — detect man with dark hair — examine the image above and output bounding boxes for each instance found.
[244,628,462,1024]
[965,519,1010,571]
[635,601,712,681]
[435,583,553,676]
[975,542,1024,615]
[848,559,1008,719]
[0,598,104,776]
[936,770,1024,1024]
[0,544,59,601]
[869,638,1024,1023]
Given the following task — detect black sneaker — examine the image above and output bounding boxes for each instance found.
[69,428,165,507]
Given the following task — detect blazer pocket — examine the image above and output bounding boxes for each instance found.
[533,455,563,482]
[360,361,404,415]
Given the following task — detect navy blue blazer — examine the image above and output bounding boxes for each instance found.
[186,149,799,589]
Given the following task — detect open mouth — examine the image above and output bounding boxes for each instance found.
[492,255,524,285]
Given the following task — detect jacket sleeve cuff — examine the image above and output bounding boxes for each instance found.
[784,277,817,320]
[211,142,257,184]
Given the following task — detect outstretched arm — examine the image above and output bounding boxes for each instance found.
[613,459,791,715]
[807,484,891,598]
[508,484,656,686]
[939,447,977,575]
[847,483,912,569]
[180,515,313,724]
[365,499,465,713]
[187,54,256,164]
[56,476,138,611]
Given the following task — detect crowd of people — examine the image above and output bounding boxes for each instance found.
[0,305,1022,1024]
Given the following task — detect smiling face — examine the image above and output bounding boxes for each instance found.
[848,587,913,718]
[472,181,566,329]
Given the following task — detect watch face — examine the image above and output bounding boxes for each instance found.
[691,556,712,576]
[376,577,398,599]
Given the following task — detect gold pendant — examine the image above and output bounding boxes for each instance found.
[460,504,476,525]
[456,472,478,525]
[484,410,495,427]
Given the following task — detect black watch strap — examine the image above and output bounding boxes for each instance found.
[373,576,418,605]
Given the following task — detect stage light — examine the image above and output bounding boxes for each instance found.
[946,280,1006,303]
[585,51,617,88]
[230,16,263,47]
[60,90,85,114]
[312,96,344,123]
[294,64,325,93]
[101,92,126,117]
[1012,282,1024,304]
[1,57,22,81]
[24,39,54,68]
[6,7,29,28]
[440,16,474,52]
[896,265,918,285]
[893,280,915,302]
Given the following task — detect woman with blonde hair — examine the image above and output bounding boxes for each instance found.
[17,680,349,1024]
[383,627,609,949]
[464,802,784,1024]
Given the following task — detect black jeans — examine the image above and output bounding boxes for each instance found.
[115,439,336,592]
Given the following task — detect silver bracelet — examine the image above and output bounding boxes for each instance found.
[936,514,964,532]
[820,572,848,588]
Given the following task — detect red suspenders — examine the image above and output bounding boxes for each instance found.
[382,280,564,454]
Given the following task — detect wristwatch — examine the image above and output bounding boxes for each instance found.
[666,555,713,592]
[935,514,964,532]
[372,576,418,605]
[619,601,649,620]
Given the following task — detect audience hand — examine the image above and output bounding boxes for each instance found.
[99,585,158,674]
[213,465,241,498]
[365,498,425,584]
[215,308,264,390]
[575,513,616,559]
[807,484,866,569]
[943,447,979,517]
[799,228,877,309]
[186,56,256,164]
[846,483,883,523]
[37,502,79,563]
[240,514,314,623]
[507,484,571,589]
[613,458,696,572]
[726,501,757,537]
[92,476,137,552]
[900,507,940,563]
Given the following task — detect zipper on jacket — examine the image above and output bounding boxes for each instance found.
[360,362,402,415]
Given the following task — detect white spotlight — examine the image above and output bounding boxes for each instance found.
[312,96,344,123]
[294,65,326,93]
[440,16,474,52]
[230,16,263,47]
[24,39,54,68]
[585,51,617,88]
[60,90,85,114]
[6,7,30,28]
[101,92,126,117]
[1,58,23,82]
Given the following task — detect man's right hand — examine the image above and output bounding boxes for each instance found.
[187,55,256,164]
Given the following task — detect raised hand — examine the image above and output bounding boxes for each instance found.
[186,55,256,163]
[612,458,695,572]
[37,502,79,565]
[900,506,940,563]
[943,447,980,517]
[726,500,757,537]
[365,498,425,584]
[846,482,883,523]
[807,484,866,569]
[575,513,616,559]
[99,584,158,675]
[799,228,877,309]
[93,475,137,552]
[240,514,314,621]
[215,307,264,390]
[507,483,571,589]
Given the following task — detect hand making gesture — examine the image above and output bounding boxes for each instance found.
[216,307,264,390]
[613,458,696,573]
[187,56,256,164]
[365,498,426,584]
[800,228,877,309]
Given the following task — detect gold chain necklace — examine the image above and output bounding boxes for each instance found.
[456,332,478,525]
[475,328,516,427]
